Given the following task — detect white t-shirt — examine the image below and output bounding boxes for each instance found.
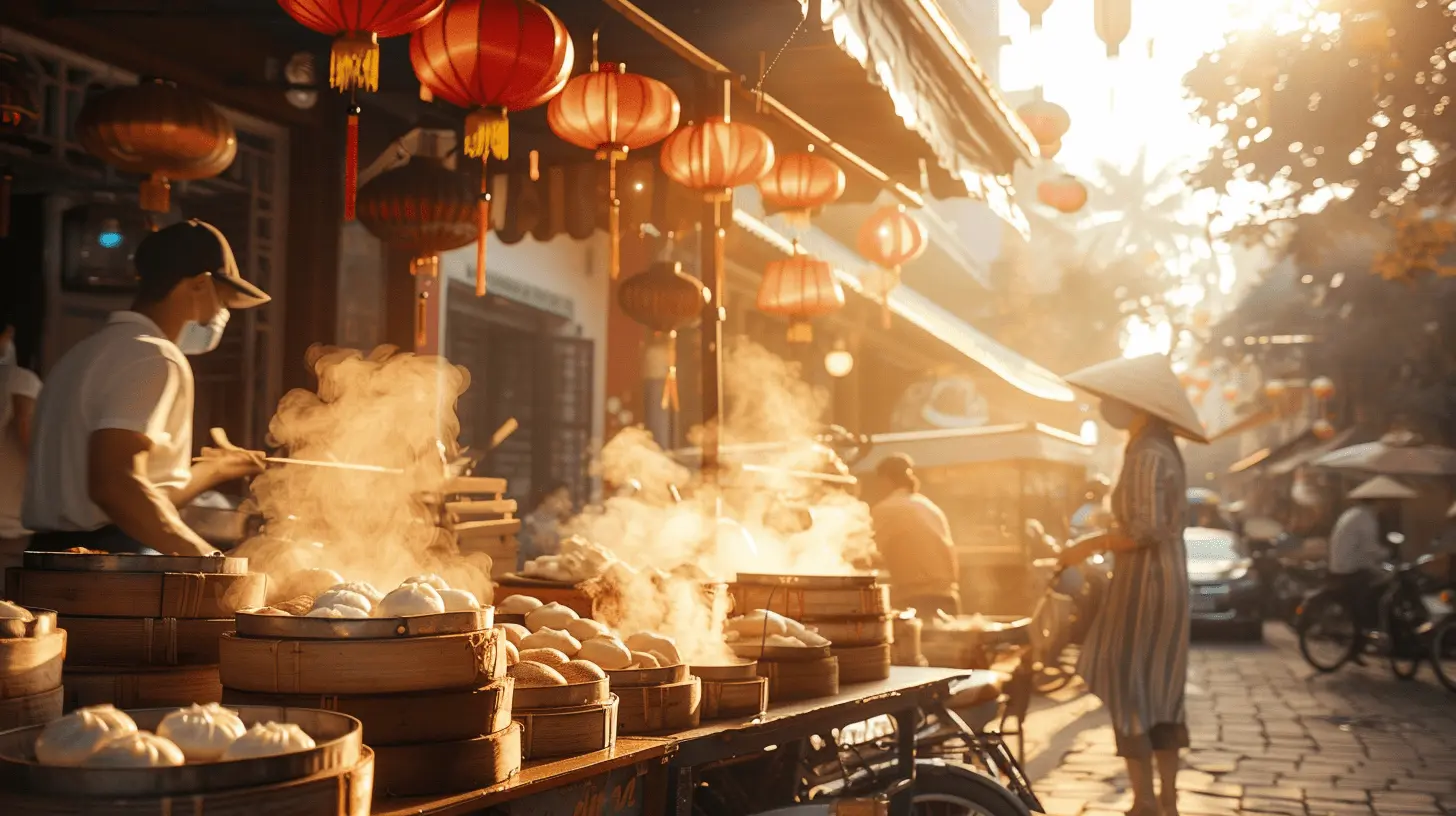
[22,312,194,532]
[1328,504,1384,575]
[0,363,42,537]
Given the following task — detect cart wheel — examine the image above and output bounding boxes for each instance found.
[912,760,1032,816]
[1431,616,1456,693]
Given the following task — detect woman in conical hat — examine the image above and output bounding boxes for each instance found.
[1056,354,1207,816]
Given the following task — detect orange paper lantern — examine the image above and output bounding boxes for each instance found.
[1037,174,1088,214]
[1221,384,1239,401]
[659,116,775,200]
[757,248,845,343]
[857,205,927,327]
[1310,376,1335,401]
[1312,418,1336,441]
[1016,99,1071,147]
[756,150,846,228]
[1264,380,1288,399]
[618,261,709,411]
[1094,0,1132,57]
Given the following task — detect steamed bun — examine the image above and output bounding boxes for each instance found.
[306,605,369,619]
[376,583,445,617]
[510,660,568,687]
[499,623,531,646]
[312,589,372,614]
[438,588,481,612]
[504,640,520,666]
[517,647,570,667]
[566,618,612,642]
[327,581,385,604]
[85,732,185,768]
[157,703,246,762]
[625,632,680,665]
[525,602,578,632]
[628,651,660,669]
[577,637,633,670]
[496,595,543,616]
[519,627,581,657]
[403,573,450,592]
[559,659,607,683]
[35,705,138,766]
[221,722,316,760]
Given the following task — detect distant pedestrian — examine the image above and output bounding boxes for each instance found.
[869,454,960,618]
[1328,476,1415,637]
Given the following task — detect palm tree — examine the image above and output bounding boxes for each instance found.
[1083,147,1207,269]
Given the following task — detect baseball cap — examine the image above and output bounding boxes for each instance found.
[134,219,270,309]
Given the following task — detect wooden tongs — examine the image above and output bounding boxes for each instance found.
[201,427,404,475]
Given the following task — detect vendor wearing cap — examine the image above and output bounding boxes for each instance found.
[869,453,960,618]
[23,220,269,556]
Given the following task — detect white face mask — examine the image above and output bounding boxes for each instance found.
[177,308,230,355]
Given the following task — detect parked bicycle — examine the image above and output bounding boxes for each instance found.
[1297,553,1443,679]
[1427,591,1456,692]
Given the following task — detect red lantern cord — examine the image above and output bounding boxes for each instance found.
[476,169,490,296]
[344,103,360,221]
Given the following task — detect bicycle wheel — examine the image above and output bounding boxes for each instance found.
[1432,616,1456,693]
[1298,591,1358,673]
[912,760,1031,816]
[1385,586,1427,681]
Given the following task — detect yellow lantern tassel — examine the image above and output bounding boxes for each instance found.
[787,321,813,343]
[476,157,490,297]
[330,32,380,92]
[608,153,622,280]
[139,173,171,214]
[661,330,680,412]
[464,107,510,160]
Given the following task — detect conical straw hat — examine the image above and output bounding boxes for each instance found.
[1347,475,1418,501]
[1065,354,1209,443]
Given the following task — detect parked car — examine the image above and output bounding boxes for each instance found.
[1185,526,1264,640]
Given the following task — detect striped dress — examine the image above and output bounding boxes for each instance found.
[1077,423,1191,758]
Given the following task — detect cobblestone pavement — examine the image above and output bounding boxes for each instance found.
[1021,624,1456,816]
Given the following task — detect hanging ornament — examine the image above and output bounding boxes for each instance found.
[1015,98,1071,147]
[1039,139,1062,161]
[411,0,574,296]
[1093,0,1132,58]
[75,78,237,217]
[1310,375,1335,401]
[547,34,680,280]
[757,244,845,343]
[857,205,927,328]
[756,148,846,230]
[0,51,38,239]
[277,0,444,221]
[618,260,709,411]
[357,156,479,346]
[1264,379,1288,399]
[1037,174,1088,214]
[659,116,775,200]
[1312,418,1336,441]
[1018,0,1054,28]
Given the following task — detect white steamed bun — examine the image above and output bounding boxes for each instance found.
[157,704,246,762]
[437,588,481,612]
[221,722,316,760]
[35,705,138,766]
[85,732,185,768]
[496,595,543,615]
[402,573,450,591]
[376,583,445,617]
[525,601,578,632]
[519,627,581,657]
[306,605,369,618]
[312,589,372,614]
[328,581,385,604]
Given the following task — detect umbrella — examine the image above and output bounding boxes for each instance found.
[1186,487,1222,505]
[1312,435,1456,476]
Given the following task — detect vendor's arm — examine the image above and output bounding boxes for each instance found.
[1059,448,1178,567]
[161,447,263,508]
[88,429,215,556]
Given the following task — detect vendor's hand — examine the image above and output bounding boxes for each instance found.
[195,446,265,484]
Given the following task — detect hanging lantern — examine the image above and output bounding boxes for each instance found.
[659,116,775,200]
[756,149,846,229]
[1037,174,1088,214]
[1312,418,1336,441]
[1310,375,1335,401]
[1093,0,1132,58]
[411,0,574,296]
[547,38,680,281]
[1264,379,1288,399]
[277,0,444,220]
[618,261,709,411]
[1015,99,1070,147]
[1039,139,1062,161]
[1192,367,1212,389]
[1018,0,1054,28]
[357,157,478,346]
[857,205,927,327]
[824,341,854,378]
[0,52,39,239]
[75,78,237,216]
[757,245,845,343]
[1222,383,1239,401]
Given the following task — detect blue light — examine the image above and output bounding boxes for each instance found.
[98,231,124,249]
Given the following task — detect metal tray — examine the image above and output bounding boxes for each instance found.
[0,705,361,798]
[733,572,880,589]
[729,641,833,662]
[234,608,494,639]
[21,551,250,575]
[0,608,57,640]
[690,660,758,682]
[605,663,689,687]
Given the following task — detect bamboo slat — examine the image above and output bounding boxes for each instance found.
[514,696,618,760]
[757,657,839,702]
[700,677,768,720]
[0,687,63,730]
[5,570,265,619]
[443,476,509,496]
[61,616,230,668]
[605,663,688,687]
[0,747,374,816]
[371,723,521,797]
[512,678,607,710]
[614,678,701,735]
[729,583,890,618]
[218,628,506,695]
[831,643,892,683]
[802,615,893,647]
[690,661,758,682]
[222,680,513,745]
[0,631,65,699]
[63,666,222,710]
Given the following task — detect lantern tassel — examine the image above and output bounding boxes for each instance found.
[465,107,510,160]
[344,104,360,221]
[415,291,429,350]
[330,31,380,92]
[608,154,622,280]
[139,173,171,214]
[476,156,491,297]
[661,330,680,412]
[0,168,11,239]
[787,321,813,343]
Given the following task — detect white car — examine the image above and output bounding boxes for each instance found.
[1185,526,1264,640]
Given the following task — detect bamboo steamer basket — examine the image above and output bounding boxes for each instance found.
[511,677,607,710]
[0,747,374,816]
[801,615,892,647]
[218,628,506,695]
[222,678,513,745]
[514,696,618,760]
[0,607,57,640]
[605,662,688,687]
[63,666,222,710]
[0,687,63,730]
[372,723,521,797]
[5,570,265,619]
[699,677,768,719]
[831,643,892,684]
[730,573,889,619]
[891,614,925,666]
[0,630,65,699]
[614,677,701,734]
[757,656,839,702]
[60,616,230,667]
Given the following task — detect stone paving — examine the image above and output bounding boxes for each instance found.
[1022,625,1456,816]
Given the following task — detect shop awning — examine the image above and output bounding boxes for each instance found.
[854,423,1094,472]
[1265,427,1359,476]
[1225,421,1314,476]
[733,207,1075,403]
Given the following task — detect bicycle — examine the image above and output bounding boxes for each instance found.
[1427,592,1456,692]
[1297,554,1440,679]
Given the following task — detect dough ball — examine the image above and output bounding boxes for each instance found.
[221,722,316,761]
[525,602,578,632]
[328,581,385,604]
[517,647,570,668]
[306,605,369,619]
[438,588,481,612]
[499,623,531,646]
[577,637,634,670]
[403,573,450,592]
[566,618,613,642]
[509,661,568,687]
[763,634,804,648]
[85,732,185,768]
[496,595,543,616]
[504,640,520,666]
[559,660,607,683]
[726,610,789,639]
[35,705,139,766]
[376,583,445,617]
[157,704,246,762]
[312,589,372,614]
[519,628,581,657]
[625,632,680,665]
[628,651,660,669]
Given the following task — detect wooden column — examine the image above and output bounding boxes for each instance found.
[699,76,731,478]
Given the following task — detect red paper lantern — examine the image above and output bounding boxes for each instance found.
[618,261,709,411]
[75,78,237,216]
[1312,418,1336,441]
[411,0,574,296]
[277,0,444,220]
[1310,376,1335,401]
[756,150,846,228]
[857,205,927,327]
[757,248,845,343]
[1016,99,1071,147]
[547,49,680,280]
[1037,174,1088,214]
[659,116,775,200]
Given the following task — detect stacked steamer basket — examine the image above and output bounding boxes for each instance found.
[689,660,767,720]
[509,660,618,761]
[608,662,700,735]
[443,477,519,582]
[5,552,264,710]
[219,606,517,797]
[0,704,373,815]
[0,606,65,729]
[497,599,619,759]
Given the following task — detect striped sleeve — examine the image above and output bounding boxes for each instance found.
[1121,448,1178,548]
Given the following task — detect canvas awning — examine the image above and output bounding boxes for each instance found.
[854,423,1094,472]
